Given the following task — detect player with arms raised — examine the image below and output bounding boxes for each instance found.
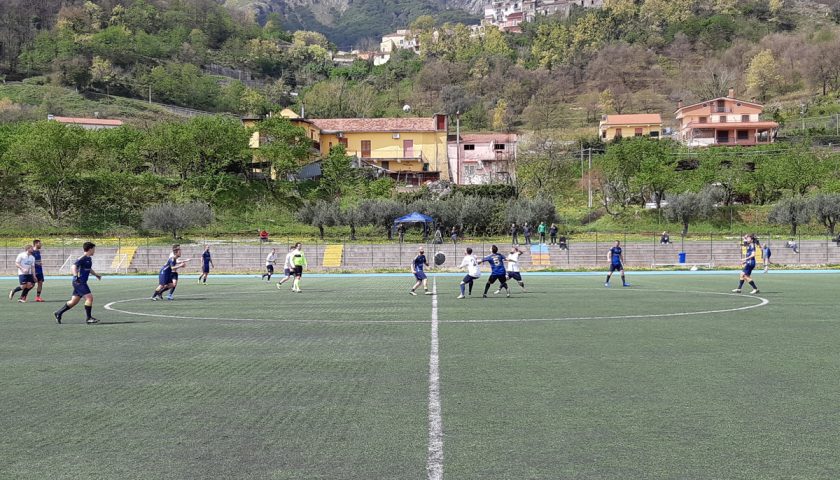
[733,234,760,294]
[457,247,480,299]
[604,240,629,287]
[54,242,101,324]
[409,247,432,296]
[479,245,509,298]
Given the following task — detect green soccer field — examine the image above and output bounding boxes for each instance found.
[1,273,839,479]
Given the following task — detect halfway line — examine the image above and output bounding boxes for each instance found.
[427,278,444,480]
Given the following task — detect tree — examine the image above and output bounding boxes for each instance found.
[359,199,404,239]
[297,200,338,239]
[251,117,313,182]
[141,202,213,238]
[746,49,782,102]
[662,190,715,236]
[768,197,810,236]
[319,145,358,198]
[809,194,840,235]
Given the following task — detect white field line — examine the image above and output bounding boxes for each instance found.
[427,278,444,480]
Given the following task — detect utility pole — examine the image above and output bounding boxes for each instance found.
[455,111,461,185]
[587,147,593,209]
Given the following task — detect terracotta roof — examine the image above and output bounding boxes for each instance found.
[50,116,123,126]
[676,97,764,113]
[601,114,662,125]
[686,121,779,129]
[310,117,439,133]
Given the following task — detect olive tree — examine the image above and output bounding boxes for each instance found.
[141,202,213,238]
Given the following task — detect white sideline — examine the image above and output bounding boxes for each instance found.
[427,278,444,480]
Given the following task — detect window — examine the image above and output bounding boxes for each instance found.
[381,161,390,170]
[602,130,607,139]
[699,116,707,124]
[615,128,622,138]
[436,115,446,130]
[719,116,727,123]
[361,140,371,158]
[338,137,347,148]
[634,128,644,137]
[494,144,506,150]
[742,115,750,122]
[650,131,660,138]
[464,165,476,176]
[737,130,749,140]
[463,144,475,151]
[716,131,729,143]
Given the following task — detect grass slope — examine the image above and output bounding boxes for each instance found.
[1,274,838,478]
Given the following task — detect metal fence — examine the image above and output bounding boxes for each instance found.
[1,233,838,275]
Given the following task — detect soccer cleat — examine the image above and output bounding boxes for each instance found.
[506,291,510,298]
[622,283,630,287]
[493,290,501,295]
[457,294,465,299]
[35,297,44,302]
[731,288,742,293]
[86,317,99,325]
[482,294,487,298]
[150,296,159,301]
[18,298,26,303]
[424,291,433,295]
[8,289,14,301]
[54,311,62,324]
[750,289,760,294]
[604,283,610,288]
[276,283,282,290]
[166,296,174,301]
[409,291,417,296]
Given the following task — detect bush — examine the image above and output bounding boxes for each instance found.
[22,76,48,85]
[141,202,213,238]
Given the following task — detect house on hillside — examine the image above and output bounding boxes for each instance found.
[448,133,517,185]
[599,114,663,142]
[277,110,450,185]
[48,114,123,130]
[484,0,603,32]
[380,30,420,54]
[674,89,779,147]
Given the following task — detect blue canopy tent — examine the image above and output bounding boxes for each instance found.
[394,212,435,240]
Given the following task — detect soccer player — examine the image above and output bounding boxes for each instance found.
[479,245,509,298]
[457,247,480,299]
[276,245,295,289]
[410,247,432,296]
[605,240,629,287]
[262,248,277,281]
[290,243,307,293]
[733,234,760,294]
[198,245,213,284]
[33,239,45,302]
[166,244,188,300]
[10,244,36,303]
[151,246,183,300]
[504,246,526,292]
[763,243,772,273]
[54,242,101,324]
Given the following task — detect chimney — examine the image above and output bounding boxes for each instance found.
[728,87,735,98]
[677,100,683,109]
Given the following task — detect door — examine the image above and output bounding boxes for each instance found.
[361,140,371,158]
[403,139,413,158]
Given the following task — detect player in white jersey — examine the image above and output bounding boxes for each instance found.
[10,245,37,303]
[276,246,295,289]
[262,248,277,281]
[499,246,525,293]
[457,247,481,299]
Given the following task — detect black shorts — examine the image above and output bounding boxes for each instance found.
[72,281,91,297]
[462,275,477,284]
[609,263,623,273]
[35,272,45,282]
[171,272,179,281]
[487,274,507,285]
[202,264,211,274]
[507,272,522,282]
[293,266,303,276]
[266,265,274,273]
[18,274,35,285]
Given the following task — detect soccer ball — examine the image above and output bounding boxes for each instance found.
[402,104,411,113]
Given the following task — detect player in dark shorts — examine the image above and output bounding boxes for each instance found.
[151,246,183,300]
[199,245,213,284]
[733,234,760,294]
[410,247,432,295]
[33,239,45,302]
[54,242,102,324]
[605,240,629,287]
[479,245,509,298]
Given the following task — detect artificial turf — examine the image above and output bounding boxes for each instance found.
[1,273,838,479]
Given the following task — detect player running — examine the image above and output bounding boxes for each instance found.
[276,245,295,289]
[290,243,307,293]
[457,247,480,299]
[198,245,213,284]
[262,248,277,282]
[54,242,102,324]
[763,243,772,273]
[10,244,36,303]
[733,234,760,294]
[33,239,45,302]
[605,240,629,287]
[166,244,188,300]
[504,246,526,292]
[479,245,509,298]
[151,246,184,300]
[410,247,432,296]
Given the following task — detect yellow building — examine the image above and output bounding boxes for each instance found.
[598,114,663,142]
[283,111,451,184]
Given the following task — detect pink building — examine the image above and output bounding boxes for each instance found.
[448,133,517,185]
[675,88,779,147]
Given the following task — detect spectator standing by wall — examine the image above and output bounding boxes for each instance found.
[538,222,546,244]
[523,223,532,245]
[549,224,558,245]
[510,223,519,245]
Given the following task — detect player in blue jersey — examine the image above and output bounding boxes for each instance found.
[479,245,509,298]
[762,242,772,273]
[151,245,185,300]
[605,240,629,287]
[32,239,45,302]
[733,234,760,294]
[410,247,432,295]
[198,245,213,284]
[54,242,101,324]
